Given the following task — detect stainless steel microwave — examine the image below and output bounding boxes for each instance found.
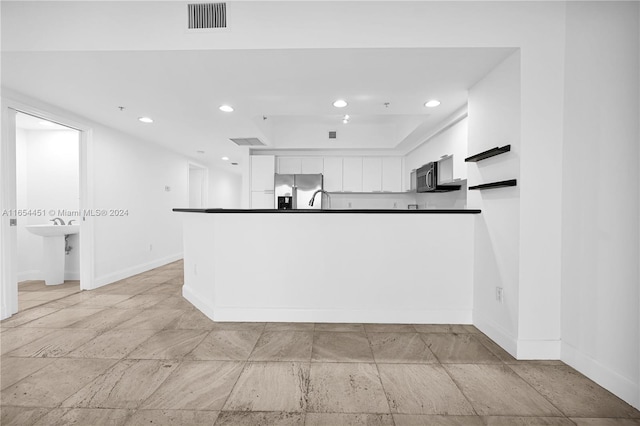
[416,162,461,193]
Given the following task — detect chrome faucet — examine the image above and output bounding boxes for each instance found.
[50,217,65,226]
[309,190,331,208]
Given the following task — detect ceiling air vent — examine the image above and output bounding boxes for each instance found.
[188,3,226,29]
[229,137,265,146]
[329,131,337,139]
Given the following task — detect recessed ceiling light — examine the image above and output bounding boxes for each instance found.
[231,162,238,166]
[221,156,229,161]
[333,99,348,108]
[138,117,154,123]
[342,119,349,124]
[424,100,441,108]
[219,105,234,112]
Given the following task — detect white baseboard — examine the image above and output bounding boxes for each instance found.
[182,285,472,324]
[473,313,518,358]
[517,338,561,359]
[64,271,80,281]
[91,253,182,290]
[562,341,640,409]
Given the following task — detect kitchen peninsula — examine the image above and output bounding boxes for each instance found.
[174,208,480,324]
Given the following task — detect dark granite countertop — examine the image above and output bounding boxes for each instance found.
[173,208,481,214]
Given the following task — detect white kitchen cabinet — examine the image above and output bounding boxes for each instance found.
[382,157,402,192]
[362,157,382,192]
[251,190,274,209]
[323,157,343,192]
[342,157,363,192]
[301,157,324,174]
[251,155,275,191]
[278,157,302,174]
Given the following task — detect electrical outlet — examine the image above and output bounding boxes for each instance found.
[393,202,398,208]
[495,287,504,303]
[348,202,352,208]
[149,244,153,251]
[165,186,171,192]
[194,264,198,276]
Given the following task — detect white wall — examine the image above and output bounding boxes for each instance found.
[91,124,188,285]
[467,51,521,356]
[560,1,639,407]
[188,167,204,208]
[208,167,241,208]
[16,127,80,281]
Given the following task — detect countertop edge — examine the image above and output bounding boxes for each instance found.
[173,208,481,214]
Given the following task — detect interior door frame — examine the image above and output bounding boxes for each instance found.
[0,94,95,319]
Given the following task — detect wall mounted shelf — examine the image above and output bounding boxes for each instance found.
[469,179,517,190]
[465,145,511,162]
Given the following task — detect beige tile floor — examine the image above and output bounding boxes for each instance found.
[2,260,640,426]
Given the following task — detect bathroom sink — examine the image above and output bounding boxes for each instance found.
[26,224,80,237]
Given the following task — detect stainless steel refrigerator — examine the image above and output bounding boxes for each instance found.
[274,174,323,210]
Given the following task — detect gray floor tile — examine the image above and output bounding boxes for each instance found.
[142,360,243,410]
[377,364,474,415]
[509,363,640,418]
[126,329,207,359]
[264,322,315,332]
[223,361,309,412]
[62,359,179,409]
[7,329,100,357]
[125,409,220,425]
[114,309,183,330]
[32,408,132,426]
[164,308,215,330]
[364,324,416,333]
[0,307,60,328]
[249,331,313,361]
[368,332,437,364]
[0,406,50,426]
[0,357,54,390]
[68,308,140,330]
[307,362,389,414]
[312,332,374,362]
[68,329,158,359]
[445,364,562,416]
[306,413,394,425]
[474,333,517,362]
[1,358,116,407]
[20,307,104,328]
[413,324,471,333]
[188,330,261,360]
[570,419,640,426]
[210,322,266,331]
[113,294,170,309]
[393,414,484,426]
[215,411,303,425]
[0,328,51,355]
[315,323,365,332]
[482,417,577,425]
[420,333,501,363]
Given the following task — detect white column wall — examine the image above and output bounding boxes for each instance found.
[467,52,522,356]
[560,1,640,408]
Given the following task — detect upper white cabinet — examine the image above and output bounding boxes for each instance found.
[342,157,363,192]
[301,157,324,174]
[278,157,324,174]
[323,158,343,192]
[277,157,302,174]
[251,155,275,191]
[362,158,382,192]
[382,157,402,192]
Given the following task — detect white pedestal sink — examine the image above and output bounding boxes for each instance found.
[25,224,80,286]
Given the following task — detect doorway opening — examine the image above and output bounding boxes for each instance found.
[14,112,82,310]
[188,163,208,208]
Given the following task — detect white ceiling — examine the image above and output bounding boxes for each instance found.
[2,47,515,171]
